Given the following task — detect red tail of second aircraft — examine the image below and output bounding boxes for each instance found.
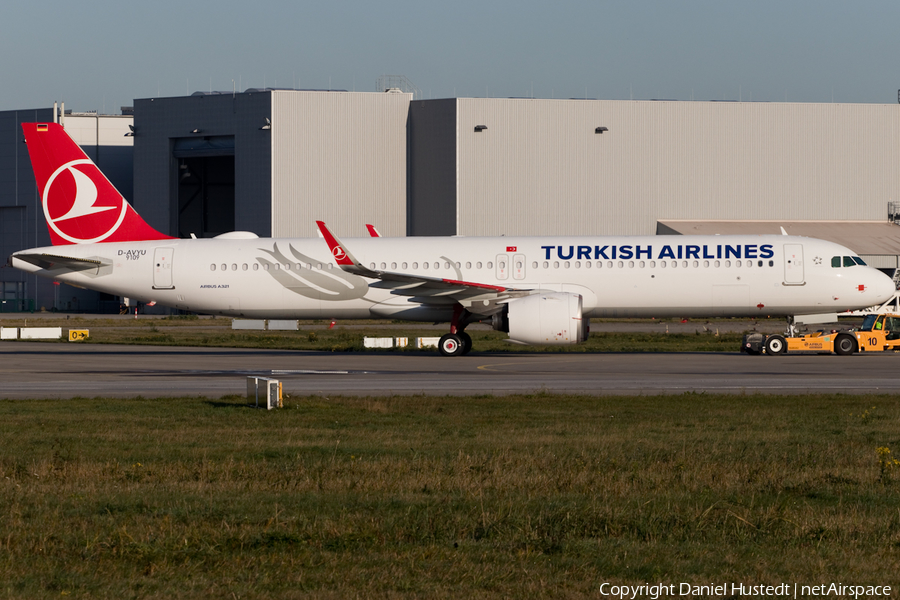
[22,122,173,245]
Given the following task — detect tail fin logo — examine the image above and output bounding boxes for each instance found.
[44,159,128,243]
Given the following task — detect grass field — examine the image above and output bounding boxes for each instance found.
[0,314,755,353]
[2,393,899,598]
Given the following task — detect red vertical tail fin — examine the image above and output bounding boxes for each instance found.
[21,122,173,245]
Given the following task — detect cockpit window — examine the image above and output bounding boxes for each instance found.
[831,256,841,268]
[860,314,879,331]
[853,256,867,266]
[843,256,855,267]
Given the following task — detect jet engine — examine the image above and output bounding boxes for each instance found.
[494,292,588,345]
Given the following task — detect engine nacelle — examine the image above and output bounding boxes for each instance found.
[501,292,587,345]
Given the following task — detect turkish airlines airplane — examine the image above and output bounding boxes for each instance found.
[9,122,897,356]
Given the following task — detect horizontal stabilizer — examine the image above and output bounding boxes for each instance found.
[12,252,106,271]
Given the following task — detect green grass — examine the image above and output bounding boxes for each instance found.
[1,315,749,353]
[1,393,899,598]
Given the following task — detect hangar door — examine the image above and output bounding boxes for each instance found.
[174,136,235,238]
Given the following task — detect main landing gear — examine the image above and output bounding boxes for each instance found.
[438,304,475,357]
[438,331,473,357]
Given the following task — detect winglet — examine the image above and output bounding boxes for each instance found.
[315,221,356,266]
[366,224,381,237]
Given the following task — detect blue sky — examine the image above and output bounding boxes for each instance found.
[2,1,898,112]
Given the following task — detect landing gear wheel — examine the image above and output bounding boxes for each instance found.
[834,333,857,356]
[459,332,473,355]
[439,333,465,357]
[764,334,787,355]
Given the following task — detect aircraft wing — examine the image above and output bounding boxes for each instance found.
[316,221,531,310]
[10,252,107,272]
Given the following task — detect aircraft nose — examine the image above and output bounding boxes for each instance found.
[869,268,896,304]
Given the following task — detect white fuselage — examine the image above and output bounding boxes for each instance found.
[12,234,896,321]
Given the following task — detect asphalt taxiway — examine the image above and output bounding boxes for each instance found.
[2,341,900,398]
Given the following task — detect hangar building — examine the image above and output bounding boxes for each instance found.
[3,91,900,311]
[408,98,900,270]
[133,90,411,240]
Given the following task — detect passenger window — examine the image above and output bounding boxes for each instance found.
[423,262,429,270]
[843,256,855,267]
[402,262,408,269]
[210,264,216,271]
[832,256,841,268]
[565,262,571,269]
[466,262,472,269]
[253,264,259,271]
[543,261,549,268]
[391,262,397,269]
[585,261,592,269]
[532,261,538,268]
[412,262,418,269]
[596,261,602,268]
[553,261,560,269]
[487,261,494,269]
[221,263,227,271]
[768,260,774,267]
[242,264,248,271]
[649,261,656,268]
[476,262,482,269]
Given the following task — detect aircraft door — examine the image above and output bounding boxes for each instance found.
[496,254,509,280]
[513,254,526,280]
[153,247,175,289]
[783,244,805,285]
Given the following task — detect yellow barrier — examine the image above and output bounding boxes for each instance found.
[68,329,89,341]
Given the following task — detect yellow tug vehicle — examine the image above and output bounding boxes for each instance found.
[743,314,900,356]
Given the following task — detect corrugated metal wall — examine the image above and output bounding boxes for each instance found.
[454,99,900,236]
[271,91,411,238]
